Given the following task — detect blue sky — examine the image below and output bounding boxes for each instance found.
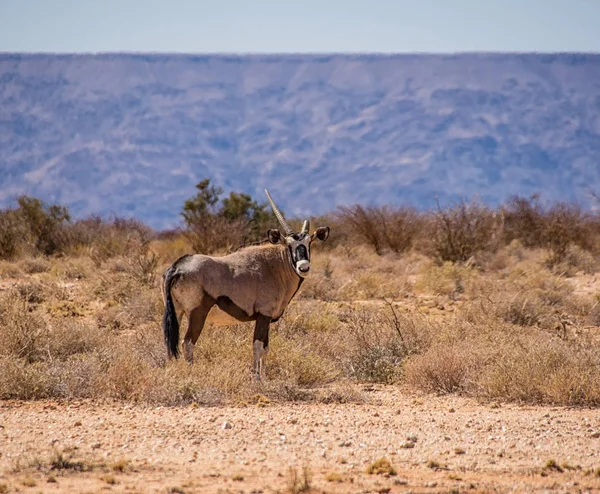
[1,0,599,53]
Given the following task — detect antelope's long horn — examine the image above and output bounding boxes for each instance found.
[301,220,310,234]
[265,189,292,235]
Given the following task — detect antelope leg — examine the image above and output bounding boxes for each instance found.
[253,314,271,381]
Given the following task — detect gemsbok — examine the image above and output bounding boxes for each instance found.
[162,189,330,380]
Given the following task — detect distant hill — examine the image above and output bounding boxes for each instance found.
[1,53,600,228]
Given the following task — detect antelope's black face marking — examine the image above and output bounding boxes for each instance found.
[267,226,330,279]
[286,233,312,278]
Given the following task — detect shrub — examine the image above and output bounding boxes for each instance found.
[336,204,420,255]
[502,194,545,248]
[544,201,596,265]
[181,178,275,254]
[0,290,48,363]
[503,195,599,264]
[0,208,24,259]
[404,344,472,394]
[16,195,71,256]
[428,198,502,263]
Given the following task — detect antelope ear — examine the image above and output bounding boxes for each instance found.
[311,226,330,242]
[268,229,282,244]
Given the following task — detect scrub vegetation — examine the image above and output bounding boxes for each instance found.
[1,184,600,406]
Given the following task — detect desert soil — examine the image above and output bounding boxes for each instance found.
[1,387,600,494]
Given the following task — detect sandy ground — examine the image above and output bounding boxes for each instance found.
[1,387,600,493]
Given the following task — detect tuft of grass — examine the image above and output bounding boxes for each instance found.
[21,477,36,487]
[110,458,130,473]
[543,459,563,473]
[50,450,89,472]
[287,466,312,493]
[324,472,343,483]
[231,474,244,481]
[366,458,397,476]
[101,474,118,485]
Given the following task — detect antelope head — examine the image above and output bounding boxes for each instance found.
[265,189,330,278]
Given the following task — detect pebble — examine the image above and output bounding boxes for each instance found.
[222,421,233,430]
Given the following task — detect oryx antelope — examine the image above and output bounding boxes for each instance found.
[162,190,330,380]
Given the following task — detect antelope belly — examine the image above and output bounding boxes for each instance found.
[206,306,241,325]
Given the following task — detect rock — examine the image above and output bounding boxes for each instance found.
[222,421,233,430]
[400,441,415,449]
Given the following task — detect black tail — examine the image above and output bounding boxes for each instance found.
[162,255,190,359]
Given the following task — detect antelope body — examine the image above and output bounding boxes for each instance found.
[162,190,330,379]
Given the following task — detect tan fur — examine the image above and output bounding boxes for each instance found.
[170,244,301,322]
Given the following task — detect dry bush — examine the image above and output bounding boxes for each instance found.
[502,194,546,248]
[402,297,600,405]
[268,334,341,386]
[0,208,25,259]
[477,333,600,405]
[336,205,385,254]
[342,306,405,383]
[544,202,597,265]
[0,290,48,362]
[503,195,600,265]
[552,244,599,276]
[333,304,431,383]
[336,205,420,255]
[0,357,54,399]
[416,260,478,298]
[43,320,106,361]
[426,198,502,263]
[48,257,93,281]
[18,257,50,274]
[4,196,72,257]
[124,247,159,287]
[404,344,474,394]
[0,260,24,278]
[67,216,154,264]
[184,215,249,255]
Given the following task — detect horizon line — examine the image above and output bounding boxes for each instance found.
[2,50,600,58]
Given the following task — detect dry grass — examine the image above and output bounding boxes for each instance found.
[1,217,600,407]
[366,458,397,476]
[287,465,313,493]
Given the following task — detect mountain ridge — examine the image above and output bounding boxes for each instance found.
[1,52,599,228]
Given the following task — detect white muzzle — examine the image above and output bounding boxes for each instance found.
[296,260,310,277]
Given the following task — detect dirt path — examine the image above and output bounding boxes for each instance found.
[1,387,600,493]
